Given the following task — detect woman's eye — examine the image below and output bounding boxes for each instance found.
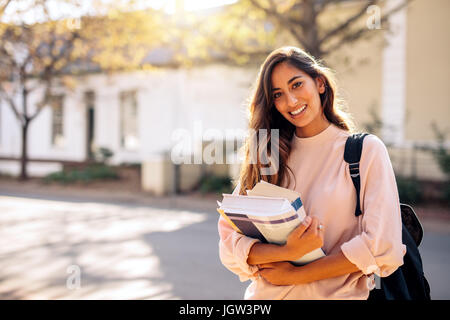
[293,81,302,89]
[273,92,281,99]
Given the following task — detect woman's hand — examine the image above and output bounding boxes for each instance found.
[255,262,298,286]
[283,216,324,261]
[247,216,324,266]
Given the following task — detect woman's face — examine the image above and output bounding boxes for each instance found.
[271,61,329,138]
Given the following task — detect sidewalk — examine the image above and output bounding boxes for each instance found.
[1,178,449,299]
[0,178,219,213]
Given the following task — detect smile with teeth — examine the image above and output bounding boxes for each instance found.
[290,104,307,116]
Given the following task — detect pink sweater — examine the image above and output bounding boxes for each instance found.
[218,123,406,300]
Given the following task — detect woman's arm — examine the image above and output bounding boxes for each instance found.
[257,250,360,286]
[218,216,261,282]
[259,136,406,286]
[340,136,406,276]
[247,242,292,265]
[296,250,360,283]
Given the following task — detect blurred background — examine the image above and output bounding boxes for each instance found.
[0,0,448,300]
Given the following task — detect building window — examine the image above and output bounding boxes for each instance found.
[51,95,65,147]
[119,90,139,150]
[84,91,96,160]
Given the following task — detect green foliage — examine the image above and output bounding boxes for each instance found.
[43,164,119,184]
[119,162,141,169]
[430,122,450,174]
[198,174,232,194]
[429,122,450,203]
[396,175,423,205]
[443,182,450,204]
[431,147,450,177]
[96,147,114,164]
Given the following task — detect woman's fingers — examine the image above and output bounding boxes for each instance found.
[302,216,312,227]
[307,217,324,248]
[309,216,319,233]
[290,216,311,238]
[318,221,325,233]
[257,263,276,269]
[312,217,325,234]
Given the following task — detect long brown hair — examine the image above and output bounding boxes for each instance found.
[238,46,356,194]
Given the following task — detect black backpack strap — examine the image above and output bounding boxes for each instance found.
[344,133,369,217]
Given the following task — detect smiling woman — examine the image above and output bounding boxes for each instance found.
[217,46,406,300]
[239,46,355,192]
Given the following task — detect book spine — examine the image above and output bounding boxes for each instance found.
[225,213,268,243]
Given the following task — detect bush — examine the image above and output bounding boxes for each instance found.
[44,164,119,184]
[198,174,232,194]
[443,182,450,205]
[92,147,114,164]
[396,176,423,205]
[429,121,450,203]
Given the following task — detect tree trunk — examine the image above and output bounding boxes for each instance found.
[19,83,30,181]
[302,0,321,58]
[19,120,29,180]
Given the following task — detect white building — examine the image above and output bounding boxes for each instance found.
[1,0,449,186]
[0,64,257,179]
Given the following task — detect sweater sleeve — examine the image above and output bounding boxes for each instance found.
[340,135,406,277]
[218,217,260,282]
[217,182,260,282]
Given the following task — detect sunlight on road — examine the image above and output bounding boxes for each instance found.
[0,195,207,299]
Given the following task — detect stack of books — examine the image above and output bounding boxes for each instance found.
[217,180,325,265]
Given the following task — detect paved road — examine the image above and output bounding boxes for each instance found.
[0,192,448,299]
[420,227,450,300]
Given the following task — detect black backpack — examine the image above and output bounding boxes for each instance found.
[344,133,431,300]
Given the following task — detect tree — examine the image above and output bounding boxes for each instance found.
[177,0,413,64]
[0,0,12,17]
[0,0,166,180]
[0,3,82,180]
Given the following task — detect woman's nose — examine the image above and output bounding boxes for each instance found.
[286,92,298,107]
